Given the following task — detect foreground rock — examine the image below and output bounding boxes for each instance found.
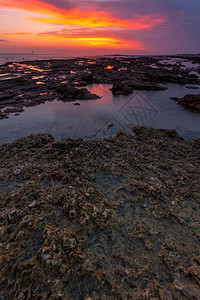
[171,94,200,111]
[0,126,200,299]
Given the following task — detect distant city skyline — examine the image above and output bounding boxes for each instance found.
[0,0,200,55]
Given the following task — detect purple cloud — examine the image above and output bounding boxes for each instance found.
[43,0,76,9]
[0,39,9,42]
[37,0,200,54]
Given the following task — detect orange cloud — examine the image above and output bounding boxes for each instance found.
[28,13,165,30]
[1,0,164,51]
[0,32,29,36]
[36,33,144,49]
[0,32,144,49]
[0,0,61,16]
[0,0,166,30]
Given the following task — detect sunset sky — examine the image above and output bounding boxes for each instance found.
[0,0,199,55]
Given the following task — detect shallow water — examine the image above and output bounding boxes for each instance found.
[0,82,200,145]
[0,53,70,66]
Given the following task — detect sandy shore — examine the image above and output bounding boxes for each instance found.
[0,126,200,299]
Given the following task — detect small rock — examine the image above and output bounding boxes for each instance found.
[107,123,113,129]
[68,238,76,248]
[14,168,21,175]
[186,85,199,89]
[43,253,51,260]
[28,200,36,208]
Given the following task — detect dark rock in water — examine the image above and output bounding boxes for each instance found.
[164,129,183,139]
[186,85,199,89]
[111,81,133,95]
[3,107,24,114]
[73,102,80,106]
[0,112,9,119]
[171,94,200,111]
[170,96,179,101]
[111,79,167,95]
[56,85,100,101]
[107,123,113,129]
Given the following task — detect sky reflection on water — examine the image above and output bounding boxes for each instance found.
[0,83,200,145]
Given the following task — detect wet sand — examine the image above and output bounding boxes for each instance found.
[0,126,200,299]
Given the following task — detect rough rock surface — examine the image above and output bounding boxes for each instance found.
[0,126,200,299]
[111,80,167,95]
[171,94,200,111]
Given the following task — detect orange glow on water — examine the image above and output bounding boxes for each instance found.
[105,66,114,70]
[36,81,45,84]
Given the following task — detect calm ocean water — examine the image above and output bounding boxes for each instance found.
[0,83,200,145]
[0,53,136,66]
[0,53,71,66]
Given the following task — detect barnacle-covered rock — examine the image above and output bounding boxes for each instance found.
[0,127,200,299]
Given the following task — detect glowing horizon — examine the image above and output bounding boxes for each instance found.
[0,0,199,55]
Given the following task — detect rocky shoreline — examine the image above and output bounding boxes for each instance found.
[0,55,199,119]
[0,126,200,299]
[171,94,200,112]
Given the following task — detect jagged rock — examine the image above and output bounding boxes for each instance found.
[56,85,100,101]
[0,127,200,299]
[171,94,200,111]
[111,79,168,95]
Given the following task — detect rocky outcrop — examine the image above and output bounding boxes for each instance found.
[0,127,200,299]
[56,85,100,101]
[171,94,200,111]
[111,79,167,95]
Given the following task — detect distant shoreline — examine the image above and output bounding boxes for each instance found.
[0,52,200,56]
